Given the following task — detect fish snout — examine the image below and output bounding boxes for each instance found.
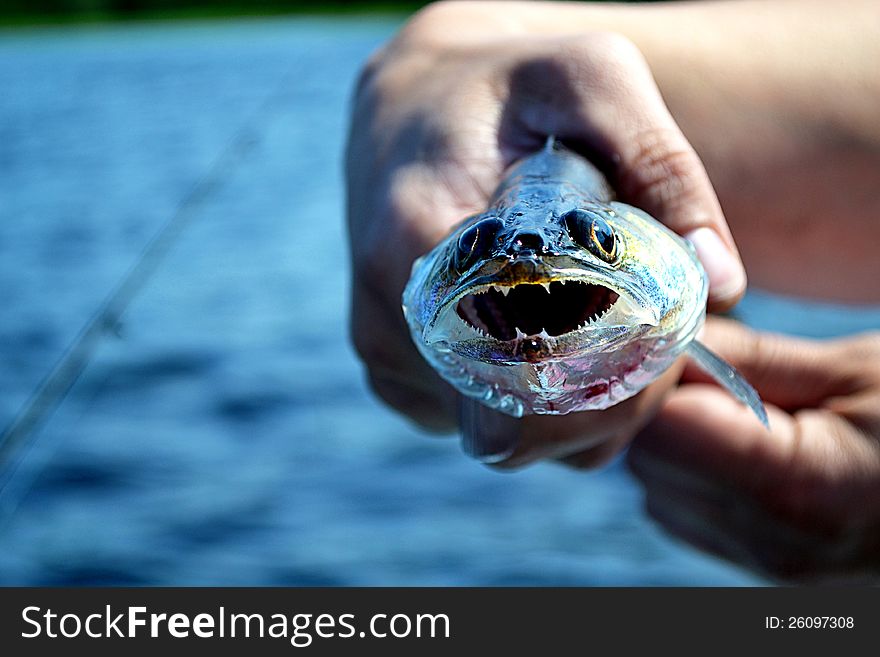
[508,229,548,257]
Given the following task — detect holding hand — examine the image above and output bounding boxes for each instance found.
[628,318,880,583]
[346,3,744,456]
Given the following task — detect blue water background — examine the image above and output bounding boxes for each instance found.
[1,18,879,586]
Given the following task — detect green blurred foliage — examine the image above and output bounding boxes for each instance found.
[0,0,430,23]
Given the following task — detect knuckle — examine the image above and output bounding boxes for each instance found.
[397,1,476,48]
[548,32,646,95]
[560,31,643,68]
[355,3,471,106]
[586,31,645,66]
[821,332,880,393]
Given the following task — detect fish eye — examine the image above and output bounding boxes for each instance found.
[562,208,619,263]
[454,217,504,272]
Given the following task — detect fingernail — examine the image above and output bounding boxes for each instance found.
[458,398,521,463]
[684,227,746,302]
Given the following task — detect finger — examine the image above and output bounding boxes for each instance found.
[508,34,745,309]
[349,279,422,376]
[686,317,862,409]
[348,161,495,428]
[639,476,859,583]
[640,482,830,581]
[461,404,622,470]
[369,371,457,432]
[640,482,765,575]
[458,399,522,463]
[631,384,797,494]
[487,410,633,470]
[631,383,878,523]
[351,279,458,427]
[632,370,880,581]
[626,439,724,499]
[558,433,633,470]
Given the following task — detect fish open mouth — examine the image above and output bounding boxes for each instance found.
[455,281,619,341]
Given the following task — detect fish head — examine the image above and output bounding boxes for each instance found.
[404,198,707,366]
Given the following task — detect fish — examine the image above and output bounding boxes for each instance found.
[401,138,768,428]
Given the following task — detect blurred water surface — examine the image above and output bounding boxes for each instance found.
[1,18,879,585]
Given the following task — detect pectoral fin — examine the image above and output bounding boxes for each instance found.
[685,340,770,428]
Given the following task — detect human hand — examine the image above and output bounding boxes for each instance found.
[346,2,746,460]
[628,317,880,583]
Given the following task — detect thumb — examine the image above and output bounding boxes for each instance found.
[458,397,522,463]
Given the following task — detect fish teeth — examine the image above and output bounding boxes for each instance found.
[515,327,527,341]
[540,282,551,293]
[490,284,512,296]
[467,321,487,337]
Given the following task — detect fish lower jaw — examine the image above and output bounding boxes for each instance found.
[486,322,606,346]
[425,340,667,417]
[451,318,600,349]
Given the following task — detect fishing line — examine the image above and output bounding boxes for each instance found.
[0,66,296,521]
